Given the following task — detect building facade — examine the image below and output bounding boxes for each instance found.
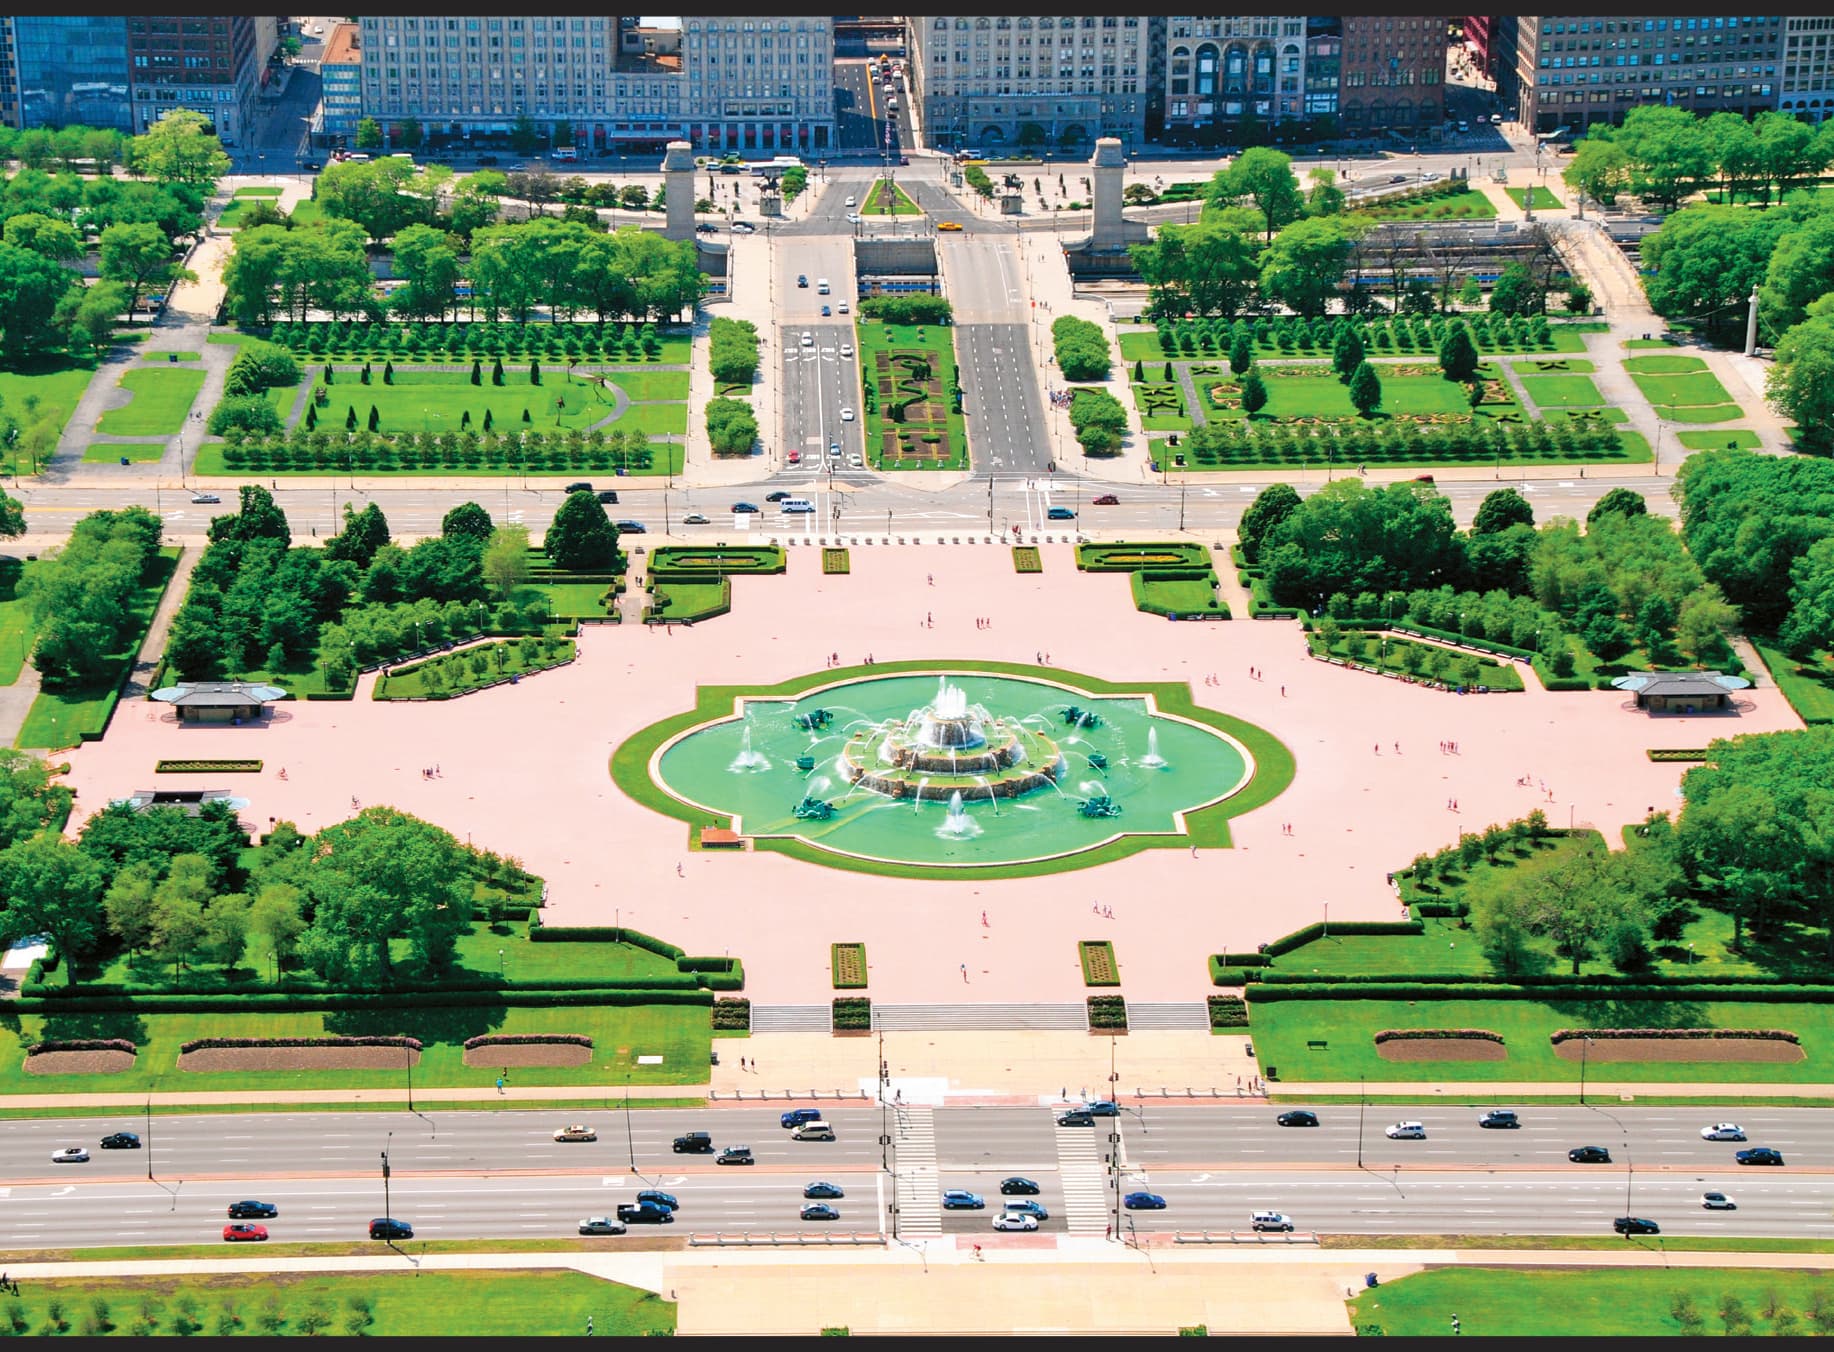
[318,22,363,137]
[1780,14,1834,123]
[1511,15,1785,134]
[2,16,135,132]
[127,15,264,145]
[908,15,1155,152]
[1159,15,1310,143]
[1338,15,1446,139]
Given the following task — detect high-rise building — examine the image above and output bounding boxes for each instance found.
[1159,15,1311,143]
[908,15,1155,152]
[127,15,264,145]
[1510,15,1785,134]
[318,22,364,138]
[1779,15,1834,123]
[1338,16,1447,139]
[2,16,134,132]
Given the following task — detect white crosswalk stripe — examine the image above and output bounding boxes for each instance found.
[1053,1119,1112,1235]
[891,1106,941,1237]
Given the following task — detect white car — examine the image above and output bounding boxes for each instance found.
[840,343,854,358]
[52,1147,89,1164]
[1700,1123,1746,1142]
[839,407,855,422]
[579,1216,627,1235]
[991,1212,1038,1231]
[1702,1191,1737,1210]
[553,1125,598,1142]
[1385,1122,1427,1140]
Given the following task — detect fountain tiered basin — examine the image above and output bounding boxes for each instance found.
[648,671,1256,868]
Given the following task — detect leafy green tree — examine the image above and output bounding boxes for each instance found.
[1238,366,1268,416]
[0,835,106,964]
[1259,216,1358,318]
[1347,360,1382,416]
[543,488,621,571]
[442,501,495,543]
[1331,326,1364,382]
[1237,482,1301,563]
[1472,487,1533,536]
[1211,146,1303,240]
[1437,322,1480,383]
[355,117,383,152]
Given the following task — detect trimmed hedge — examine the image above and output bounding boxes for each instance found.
[1263,919,1424,957]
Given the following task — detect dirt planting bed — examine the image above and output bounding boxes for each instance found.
[1550,1037,1805,1064]
[23,1050,137,1075]
[1375,1037,1509,1062]
[462,1042,594,1068]
[178,1046,423,1073]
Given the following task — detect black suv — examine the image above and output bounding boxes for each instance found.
[672,1131,713,1154]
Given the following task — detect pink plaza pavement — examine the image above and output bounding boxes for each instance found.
[61,541,1803,1005]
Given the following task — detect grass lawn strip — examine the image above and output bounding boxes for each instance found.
[0,1271,673,1337]
[96,367,208,437]
[610,657,1295,880]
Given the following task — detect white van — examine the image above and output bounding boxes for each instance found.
[779,497,815,515]
[816,278,831,295]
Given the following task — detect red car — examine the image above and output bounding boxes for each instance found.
[1091,494,1119,505]
[223,1223,269,1242]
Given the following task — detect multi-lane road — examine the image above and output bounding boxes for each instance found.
[5,1104,1830,1249]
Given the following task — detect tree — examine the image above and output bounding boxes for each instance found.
[543,489,621,570]
[1472,487,1533,536]
[1586,487,1648,527]
[1212,146,1303,240]
[1239,366,1268,416]
[482,524,532,599]
[0,835,106,965]
[1331,326,1364,382]
[128,109,229,188]
[1488,263,1544,317]
[355,118,383,152]
[441,501,494,543]
[1347,360,1382,416]
[1238,482,1301,563]
[1437,322,1480,383]
[1260,216,1358,318]
[1229,331,1254,376]
[1562,138,1631,210]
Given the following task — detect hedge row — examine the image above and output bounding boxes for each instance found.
[1263,919,1424,957]
[1245,982,1834,1004]
[1548,1027,1799,1044]
[1374,1028,1503,1044]
[462,1033,594,1050]
[26,1038,136,1055]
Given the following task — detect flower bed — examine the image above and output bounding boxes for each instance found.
[1080,939,1120,986]
[155,759,263,774]
[831,942,868,990]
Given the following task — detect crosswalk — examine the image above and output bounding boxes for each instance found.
[1053,1121,1113,1235]
[891,1105,941,1238]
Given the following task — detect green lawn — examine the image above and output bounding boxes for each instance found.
[1504,185,1564,210]
[1677,428,1760,450]
[1350,1266,1831,1338]
[301,366,685,438]
[860,177,922,215]
[96,366,206,436]
[0,558,37,686]
[1519,374,1605,407]
[0,1271,674,1338]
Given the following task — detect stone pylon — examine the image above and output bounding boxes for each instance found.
[662,140,696,242]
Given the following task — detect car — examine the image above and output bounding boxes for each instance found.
[942,1191,985,1210]
[223,1223,268,1242]
[1737,1148,1785,1166]
[553,1125,597,1142]
[636,1190,679,1211]
[369,1218,413,1240]
[937,221,964,231]
[1478,1109,1519,1129]
[579,1216,627,1235]
[1124,1192,1168,1210]
[1251,1211,1295,1232]
[840,407,855,422]
[100,1132,142,1150]
[1090,494,1119,506]
[731,501,761,514]
[992,1212,1038,1231]
[614,520,646,533]
[1057,1109,1094,1126]
[797,274,809,287]
[804,1181,846,1200]
[766,491,791,503]
[1385,1122,1427,1140]
[672,1131,713,1153]
[596,490,620,504]
[821,304,832,316]
[1276,1110,1319,1128]
[717,1146,755,1166]
[1700,1123,1746,1141]
[1702,1191,1737,1210]
[781,1108,824,1128]
[190,492,221,505]
[840,343,854,357]
[227,1201,278,1219]
[1613,1216,1661,1236]
[1002,1200,1049,1221]
[1568,1146,1612,1164]
[564,481,594,494]
[791,1121,836,1142]
[51,1147,89,1164]
[681,512,710,525]
[1045,506,1077,520]
[615,1203,674,1224]
[800,1202,841,1221]
[839,302,850,314]
[1000,1177,1041,1195]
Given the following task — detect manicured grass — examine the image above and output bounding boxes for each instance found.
[1678,428,1760,450]
[1751,636,1834,725]
[96,366,206,436]
[1252,997,1834,1083]
[1519,374,1604,407]
[1350,1266,1831,1338]
[15,548,179,751]
[860,177,921,215]
[1504,185,1564,210]
[0,1271,674,1338]
[0,558,37,686]
[610,658,1296,880]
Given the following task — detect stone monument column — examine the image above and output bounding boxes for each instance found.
[1089,137,1126,250]
[662,140,696,242]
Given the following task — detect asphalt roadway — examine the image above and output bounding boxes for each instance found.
[4,1104,1829,1248]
